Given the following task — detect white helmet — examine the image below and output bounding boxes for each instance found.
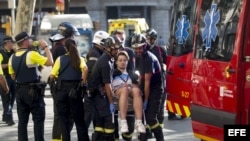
[92,30,109,46]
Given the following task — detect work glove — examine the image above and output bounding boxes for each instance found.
[109,103,115,113]
[143,101,148,111]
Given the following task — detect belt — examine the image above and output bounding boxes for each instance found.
[61,80,80,86]
[17,81,39,87]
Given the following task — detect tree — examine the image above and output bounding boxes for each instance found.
[14,0,36,36]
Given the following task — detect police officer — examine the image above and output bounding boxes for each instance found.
[131,33,164,141]
[88,35,120,141]
[85,30,109,129]
[49,22,80,141]
[50,38,89,141]
[0,64,9,95]
[0,36,15,125]
[0,57,10,124]
[8,31,53,141]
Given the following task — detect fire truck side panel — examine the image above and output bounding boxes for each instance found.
[191,0,250,140]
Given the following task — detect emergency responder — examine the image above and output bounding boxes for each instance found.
[50,38,89,141]
[49,22,80,141]
[0,36,15,125]
[146,29,181,121]
[112,29,135,71]
[84,30,109,129]
[0,64,9,94]
[131,33,164,141]
[88,35,120,141]
[8,31,53,141]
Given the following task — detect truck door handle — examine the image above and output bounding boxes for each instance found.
[227,68,236,73]
[167,69,174,75]
[179,62,185,68]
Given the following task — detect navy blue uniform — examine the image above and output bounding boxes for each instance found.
[147,44,167,125]
[88,52,115,141]
[50,42,68,140]
[56,55,89,141]
[135,51,164,141]
[0,48,15,124]
[84,45,103,129]
[11,50,46,141]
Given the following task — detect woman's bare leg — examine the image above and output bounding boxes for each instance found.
[131,87,143,120]
[116,87,130,120]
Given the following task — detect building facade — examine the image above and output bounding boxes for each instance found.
[0,0,173,43]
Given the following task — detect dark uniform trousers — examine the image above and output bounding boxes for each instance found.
[144,86,164,141]
[157,72,166,126]
[16,84,45,141]
[50,80,74,140]
[84,94,95,128]
[56,81,89,141]
[0,77,15,122]
[92,91,115,141]
[7,77,16,110]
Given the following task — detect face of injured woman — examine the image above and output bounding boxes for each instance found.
[116,54,128,70]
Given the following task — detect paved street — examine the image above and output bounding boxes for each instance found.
[0,89,199,141]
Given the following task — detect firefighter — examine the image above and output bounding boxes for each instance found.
[146,29,181,121]
[131,33,164,141]
[49,22,80,141]
[84,30,109,129]
[88,35,120,141]
[50,38,89,141]
[8,31,53,141]
[112,29,135,71]
[0,36,15,126]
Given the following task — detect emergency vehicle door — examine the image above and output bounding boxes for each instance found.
[166,0,197,118]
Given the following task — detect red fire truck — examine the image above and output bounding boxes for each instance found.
[166,0,250,140]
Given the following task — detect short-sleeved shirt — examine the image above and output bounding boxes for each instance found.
[147,44,167,71]
[135,51,162,92]
[112,71,132,91]
[50,54,87,78]
[0,65,3,75]
[8,50,48,75]
[88,52,114,88]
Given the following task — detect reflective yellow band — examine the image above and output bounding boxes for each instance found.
[122,132,133,138]
[52,140,62,141]
[159,123,164,128]
[150,123,160,129]
[95,127,104,132]
[104,128,115,134]
[167,101,174,112]
[194,133,220,141]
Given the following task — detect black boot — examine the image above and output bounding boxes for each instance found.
[146,128,153,139]
[5,115,15,126]
[152,126,164,141]
[2,115,6,122]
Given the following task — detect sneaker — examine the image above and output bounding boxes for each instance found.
[120,120,129,133]
[135,121,146,133]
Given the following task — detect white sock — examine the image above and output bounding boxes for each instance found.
[121,119,127,124]
[136,119,142,124]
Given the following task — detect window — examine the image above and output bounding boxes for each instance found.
[194,0,241,62]
[168,0,196,56]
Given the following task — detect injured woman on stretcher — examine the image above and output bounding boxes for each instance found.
[112,51,145,133]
